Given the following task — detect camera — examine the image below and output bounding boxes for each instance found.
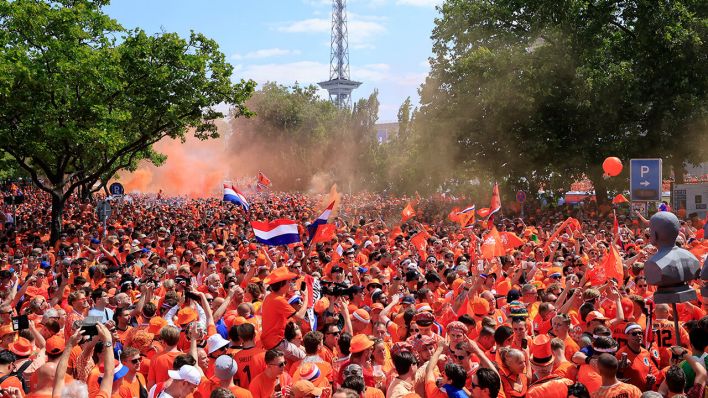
[320,280,361,297]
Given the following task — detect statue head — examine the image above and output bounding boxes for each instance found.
[649,212,680,248]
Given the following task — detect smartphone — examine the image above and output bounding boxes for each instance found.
[300,281,306,291]
[521,339,528,350]
[11,315,29,331]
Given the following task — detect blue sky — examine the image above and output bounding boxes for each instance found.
[105,0,441,122]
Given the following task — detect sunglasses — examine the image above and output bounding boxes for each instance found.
[131,357,142,364]
[629,331,643,336]
[326,331,341,336]
[455,355,467,360]
[270,361,286,368]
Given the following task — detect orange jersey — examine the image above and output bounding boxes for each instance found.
[616,346,660,390]
[232,346,266,388]
[652,319,690,368]
[261,294,295,350]
[591,382,641,398]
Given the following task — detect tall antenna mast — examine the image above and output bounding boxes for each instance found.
[318,0,361,108]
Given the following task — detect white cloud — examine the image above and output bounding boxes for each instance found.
[231,48,301,60]
[277,18,330,33]
[395,0,441,6]
[276,17,386,48]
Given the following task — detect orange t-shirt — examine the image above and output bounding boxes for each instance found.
[118,373,147,398]
[232,346,266,388]
[249,373,292,398]
[195,378,253,398]
[577,364,602,394]
[590,382,641,398]
[424,380,448,398]
[260,294,295,350]
[526,376,573,398]
[147,350,183,387]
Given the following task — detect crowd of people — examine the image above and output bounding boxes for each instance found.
[0,183,706,398]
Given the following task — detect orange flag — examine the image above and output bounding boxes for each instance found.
[587,264,607,285]
[481,226,505,259]
[500,232,524,250]
[457,212,474,227]
[448,208,461,223]
[476,208,491,219]
[612,194,629,204]
[312,224,337,244]
[603,244,624,283]
[410,231,428,258]
[401,202,416,223]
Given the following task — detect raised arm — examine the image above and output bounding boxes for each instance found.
[96,323,115,396]
[53,330,83,398]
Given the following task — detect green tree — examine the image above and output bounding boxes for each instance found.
[0,0,255,242]
[412,0,707,202]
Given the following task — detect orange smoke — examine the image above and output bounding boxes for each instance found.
[118,129,232,198]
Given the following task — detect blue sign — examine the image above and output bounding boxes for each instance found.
[516,191,526,203]
[630,159,662,201]
[109,182,124,196]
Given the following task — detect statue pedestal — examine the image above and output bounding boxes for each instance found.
[653,285,697,304]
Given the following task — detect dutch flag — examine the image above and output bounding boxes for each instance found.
[458,205,475,214]
[223,184,249,211]
[251,219,301,246]
[307,201,335,242]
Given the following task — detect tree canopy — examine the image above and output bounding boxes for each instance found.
[399,0,707,202]
[0,0,255,241]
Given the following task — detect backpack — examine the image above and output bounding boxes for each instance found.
[0,360,32,393]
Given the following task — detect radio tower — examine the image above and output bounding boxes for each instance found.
[318,0,361,108]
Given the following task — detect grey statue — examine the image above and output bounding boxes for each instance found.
[644,212,700,304]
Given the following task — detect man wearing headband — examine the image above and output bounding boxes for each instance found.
[615,323,660,391]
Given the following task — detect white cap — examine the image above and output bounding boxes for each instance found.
[206,334,230,355]
[167,365,201,386]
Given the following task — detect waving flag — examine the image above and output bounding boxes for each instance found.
[308,201,335,241]
[257,171,272,191]
[500,232,524,250]
[223,184,249,211]
[481,226,505,259]
[401,202,416,223]
[311,224,337,244]
[459,205,476,214]
[251,219,301,246]
[612,194,629,204]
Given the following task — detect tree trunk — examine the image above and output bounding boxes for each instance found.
[589,170,609,206]
[672,158,685,184]
[50,193,65,245]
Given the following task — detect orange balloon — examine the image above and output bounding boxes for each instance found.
[602,157,623,176]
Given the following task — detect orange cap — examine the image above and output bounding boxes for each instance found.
[471,297,490,316]
[263,267,298,285]
[352,309,371,323]
[176,307,198,326]
[46,335,65,355]
[349,334,374,353]
[148,317,168,334]
[314,298,330,314]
